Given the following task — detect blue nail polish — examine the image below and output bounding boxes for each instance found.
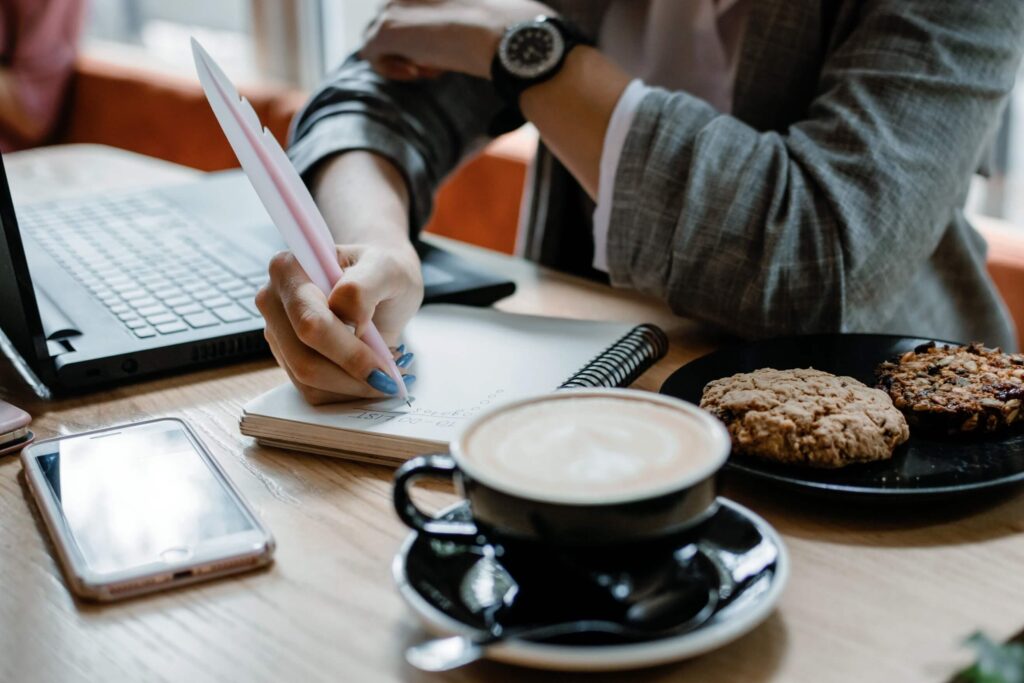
[396,352,414,368]
[396,344,406,355]
[367,369,399,395]
[402,374,416,386]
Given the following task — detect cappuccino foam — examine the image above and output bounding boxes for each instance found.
[461,396,723,504]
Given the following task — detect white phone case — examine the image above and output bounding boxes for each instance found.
[20,418,275,601]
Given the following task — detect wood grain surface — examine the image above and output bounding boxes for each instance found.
[1,146,1021,683]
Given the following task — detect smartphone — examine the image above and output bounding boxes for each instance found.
[21,418,275,601]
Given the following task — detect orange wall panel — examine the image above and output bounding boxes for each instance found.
[425,152,527,255]
[61,56,294,172]
[979,222,1024,348]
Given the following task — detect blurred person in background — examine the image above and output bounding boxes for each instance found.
[0,0,86,150]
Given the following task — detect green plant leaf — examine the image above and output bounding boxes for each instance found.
[957,632,1024,683]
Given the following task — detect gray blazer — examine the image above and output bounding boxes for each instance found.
[289,0,1024,350]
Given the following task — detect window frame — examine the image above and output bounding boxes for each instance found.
[252,0,380,88]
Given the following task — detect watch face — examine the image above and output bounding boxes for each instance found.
[499,20,566,80]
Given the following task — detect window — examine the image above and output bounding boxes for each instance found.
[969,65,1024,228]
[85,0,380,88]
[320,0,384,75]
[86,0,258,82]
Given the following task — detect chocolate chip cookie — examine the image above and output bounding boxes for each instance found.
[876,342,1024,435]
[700,368,910,468]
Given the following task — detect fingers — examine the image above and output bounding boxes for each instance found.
[378,57,419,81]
[263,303,380,401]
[259,279,382,402]
[365,55,444,81]
[370,55,424,81]
[264,332,341,406]
[262,252,388,398]
[361,5,446,80]
[412,65,444,79]
[259,249,422,405]
[263,297,417,404]
[327,249,385,331]
[327,246,417,337]
[392,345,415,369]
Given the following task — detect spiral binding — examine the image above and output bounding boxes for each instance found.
[558,324,669,389]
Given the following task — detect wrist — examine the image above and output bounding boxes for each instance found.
[394,240,423,276]
[480,3,558,79]
[519,45,604,110]
[312,151,413,248]
[490,14,593,105]
[519,46,632,198]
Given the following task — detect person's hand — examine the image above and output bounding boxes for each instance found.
[361,0,556,81]
[256,243,423,405]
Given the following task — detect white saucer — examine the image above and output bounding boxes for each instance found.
[393,498,789,672]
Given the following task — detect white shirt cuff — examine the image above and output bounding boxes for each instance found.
[592,79,648,273]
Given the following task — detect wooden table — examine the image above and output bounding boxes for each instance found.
[2,145,1022,683]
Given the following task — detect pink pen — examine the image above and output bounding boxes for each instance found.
[192,39,410,404]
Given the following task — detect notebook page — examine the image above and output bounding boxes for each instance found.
[243,304,637,446]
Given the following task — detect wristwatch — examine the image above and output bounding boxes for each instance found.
[490,15,593,107]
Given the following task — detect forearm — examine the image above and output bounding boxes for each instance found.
[290,55,509,233]
[603,0,1024,337]
[310,151,416,253]
[348,2,627,204]
[519,47,631,198]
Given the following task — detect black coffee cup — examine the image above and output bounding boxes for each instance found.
[393,389,731,547]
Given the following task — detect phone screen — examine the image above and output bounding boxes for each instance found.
[34,422,255,575]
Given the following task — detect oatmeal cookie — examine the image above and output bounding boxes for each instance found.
[700,368,910,468]
[876,342,1024,435]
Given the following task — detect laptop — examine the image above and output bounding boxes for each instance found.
[0,157,515,393]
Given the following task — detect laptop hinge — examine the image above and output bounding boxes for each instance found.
[46,338,75,357]
[34,286,81,355]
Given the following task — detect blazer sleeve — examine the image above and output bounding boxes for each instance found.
[605,0,1024,336]
[288,56,512,233]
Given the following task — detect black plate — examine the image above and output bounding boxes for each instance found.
[396,499,784,653]
[660,334,1024,499]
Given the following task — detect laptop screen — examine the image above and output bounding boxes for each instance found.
[0,155,47,373]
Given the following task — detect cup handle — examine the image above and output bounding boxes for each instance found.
[393,454,481,540]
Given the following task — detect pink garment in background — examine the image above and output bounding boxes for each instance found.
[599,0,750,113]
[591,0,751,271]
[0,0,86,151]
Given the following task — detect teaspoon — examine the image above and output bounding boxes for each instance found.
[405,583,718,672]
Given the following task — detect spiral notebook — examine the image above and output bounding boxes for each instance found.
[240,304,668,465]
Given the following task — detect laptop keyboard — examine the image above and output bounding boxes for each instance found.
[19,194,268,339]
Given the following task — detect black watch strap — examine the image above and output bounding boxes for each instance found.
[490,16,593,108]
